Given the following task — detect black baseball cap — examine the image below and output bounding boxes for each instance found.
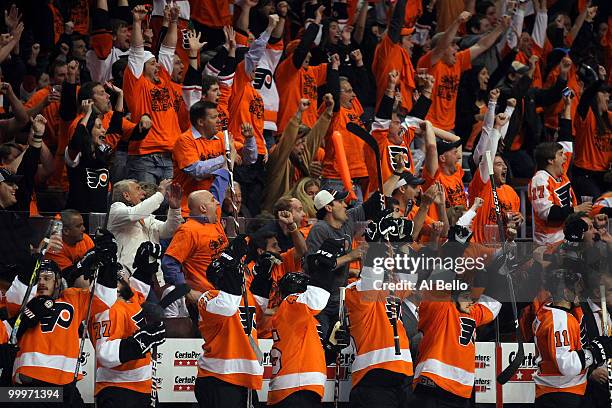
[436,139,462,155]
[395,171,425,190]
[0,167,22,184]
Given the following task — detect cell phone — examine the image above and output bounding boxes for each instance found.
[562,87,573,98]
[52,84,62,94]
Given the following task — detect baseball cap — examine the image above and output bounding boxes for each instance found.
[143,50,156,64]
[0,167,22,184]
[436,139,462,155]
[313,189,349,210]
[510,61,529,75]
[395,171,425,190]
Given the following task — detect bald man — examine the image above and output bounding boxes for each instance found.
[162,169,230,304]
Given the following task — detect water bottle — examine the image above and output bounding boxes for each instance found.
[44,219,63,254]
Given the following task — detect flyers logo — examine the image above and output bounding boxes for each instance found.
[150,87,173,112]
[40,302,74,333]
[458,317,476,346]
[347,113,365,128]
[248,95,265,120]
[209,236,227,257]
[239,305,257,333]
[387,145,410,171]
[554,183,573,207]
[216,111,229,131]
[86,168,109,189]
[436,75,460,101]
[303,75,317,100]
[131,309,146,329]
[253,68,273,90]
[445,183,467,208]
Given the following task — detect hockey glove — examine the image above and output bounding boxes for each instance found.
[584,336,612,367]
[0,342,18,369]
[94,229,118,264]
[119,321,166,363]
[250,252,280,298]
[97,262,123,289]
[132,242,162,284]
[17,296,55,338]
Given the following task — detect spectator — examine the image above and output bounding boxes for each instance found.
[262,96,333,213]
[290,177,321,220]
[172,100,256,217]
[45,209,94,272]
[123,5,182,184]
[107,179,182,275]
[258,196,308,254]
[162,171,230,304]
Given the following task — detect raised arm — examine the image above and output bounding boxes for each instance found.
[159,3,180,74]
[127,6,148,78]
[469,17,508,62]
[430,11,472,66]
[422,120,438,177]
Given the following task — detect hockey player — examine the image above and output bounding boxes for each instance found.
[92,241,166,408]
[266,246,337,407]
[195,235,266,407]
[5,229,119,407]
[533,269,612,408]
[413,277,501,406]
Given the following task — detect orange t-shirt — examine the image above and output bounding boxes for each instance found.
[164,218,228,293]
[573,110,612,172]
[123,64,182,155]
[372,35,416,112]
[189,0,232,28]
[275,60,328,133]
[418,49,472,131]
[322,101,368,179]
[24,88,61,151]
[468,168,521,244]
[228,62,266,155]
[45,234,94,271]
[172,129,226,216]
[423,163,467,221]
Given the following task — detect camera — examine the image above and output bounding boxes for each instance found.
[562,87,574,98]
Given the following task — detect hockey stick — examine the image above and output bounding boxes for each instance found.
[142,302,165,408]
[347,122,401,355]
[600,285,612,408]
[9,219,63,345]
[334,287,346,408]
[224,131,259,408]
[484,151,524,385]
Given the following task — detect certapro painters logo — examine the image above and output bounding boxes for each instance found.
[509,351,538,382]
[174,375,196,391]
[474,354,492,393]
[174,350,200,367]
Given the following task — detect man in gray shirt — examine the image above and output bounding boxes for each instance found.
[305,189,383,344]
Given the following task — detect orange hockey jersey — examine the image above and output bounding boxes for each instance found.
[345,279,413,387]
[267,285,330,404]
[528,170,577,246]
[197,289,266,390]
[6,277,116,385]
[415,295,501,398]
[532,304,588,398]
[91,277,152,395]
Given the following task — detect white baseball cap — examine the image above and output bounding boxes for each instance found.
[314,189,349,210]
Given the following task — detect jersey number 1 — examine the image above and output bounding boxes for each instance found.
[554,329,570,347]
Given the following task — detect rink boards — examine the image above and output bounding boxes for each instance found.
[76,340,538,403]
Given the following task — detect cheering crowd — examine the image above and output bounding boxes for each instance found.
[0,0,610,406]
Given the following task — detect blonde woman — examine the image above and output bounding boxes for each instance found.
[290,177,320,219]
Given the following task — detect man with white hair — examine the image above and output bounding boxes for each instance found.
[108,179,182,275]
[123,4,182,183]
